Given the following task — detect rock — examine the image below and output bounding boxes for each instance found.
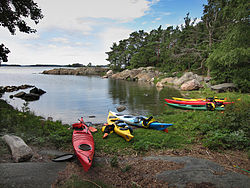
[174,72,203,86]
[17,84,34,90]
[111,67,162,82]
[145,156,250,188]
[174,72,195,85]
[42,67,107,76]
[4,86,19,92]
[103,70,113,78]
[161,77,176,84]
[2,135,33,162]
[14,91,26,98]
[116,105,126,112]
[30,87,46,95]
[13,91,42,101]
[181,79,203,91]
[156,82,164,88]
[175,72,194,85]
[204,77,211,83]
[205,82,212,88]
[106,70,113,76]
[135,72,155,82]
[112,69,141,80]
[211,83,237,93]
[195,75,204,83]
[23,93,40,101]
[12,87,45,101]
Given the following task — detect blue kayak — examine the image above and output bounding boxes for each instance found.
[109,111,173,132]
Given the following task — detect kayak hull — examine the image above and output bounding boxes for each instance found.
[106,112,134,141]
[72,121,94,172]
[172,97,226,102]
[165,102,224,111]
[110,111,173,131]
[165,99,232,105]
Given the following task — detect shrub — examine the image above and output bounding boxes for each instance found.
[201,101,250,150]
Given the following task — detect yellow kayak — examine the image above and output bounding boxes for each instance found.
[172,97,226,102]
[102,111,134,142]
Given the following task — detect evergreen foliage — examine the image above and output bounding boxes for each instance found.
[106,0,249,92]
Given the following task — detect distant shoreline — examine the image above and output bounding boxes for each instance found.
[0,64,108,68]
[1,64,65,67]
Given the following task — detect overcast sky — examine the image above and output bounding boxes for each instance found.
[0,0,207,66]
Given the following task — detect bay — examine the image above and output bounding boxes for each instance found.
[0,66,181,124]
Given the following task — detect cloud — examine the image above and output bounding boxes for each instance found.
[0,0,161,65]
[162,12,171,16]
[51,37,70,44]
[99,26,134,51]
[36,0,152,31]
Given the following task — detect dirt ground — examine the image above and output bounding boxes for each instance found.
[1,142,249,188]
[52,144,250,188]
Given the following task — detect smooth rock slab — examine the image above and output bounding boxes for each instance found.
[211,83,237,92]
[144,156,250,188]
[0,162,66,188]
[2,135,33,162]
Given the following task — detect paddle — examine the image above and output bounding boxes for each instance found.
[78,118,98,133]
[52,154,75,162]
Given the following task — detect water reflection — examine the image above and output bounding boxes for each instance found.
[0,67,182,124]
[108,79,181,116]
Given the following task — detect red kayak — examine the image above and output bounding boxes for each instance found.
[72,118,95,172]
[165,99,233,105]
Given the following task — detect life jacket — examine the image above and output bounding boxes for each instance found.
[142,116,156,128]
[206,97,215,102]
[215,101,223,107]
[102,124,115,133]
[206,102,215,111]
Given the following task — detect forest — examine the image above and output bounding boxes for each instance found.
[106,0,249,92]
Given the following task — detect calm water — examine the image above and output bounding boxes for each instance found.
[0,66,181,124]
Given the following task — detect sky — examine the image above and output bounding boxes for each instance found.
[0,0,207,66]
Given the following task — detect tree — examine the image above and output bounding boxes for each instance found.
[0,0,43,65]
[0,44,10,63]
[207,0,250,92]
[202,0,228,76]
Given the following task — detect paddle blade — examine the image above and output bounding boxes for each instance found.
[52,154,75,162]
[103,133,109,139]
[89,126,97,132]
[163,128,168,133]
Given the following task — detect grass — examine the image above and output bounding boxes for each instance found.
[62,175,111,188]
[93,125,189,155]
[0,99,72,149]
[159,90,250,151]
[1,89,249,154]
[1,90,249,187]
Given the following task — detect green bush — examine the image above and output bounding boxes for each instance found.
[200,101,250,150]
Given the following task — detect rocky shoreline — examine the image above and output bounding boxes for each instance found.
[0,85,46,101]
[43,66,237,92]
[42,67,107,76]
